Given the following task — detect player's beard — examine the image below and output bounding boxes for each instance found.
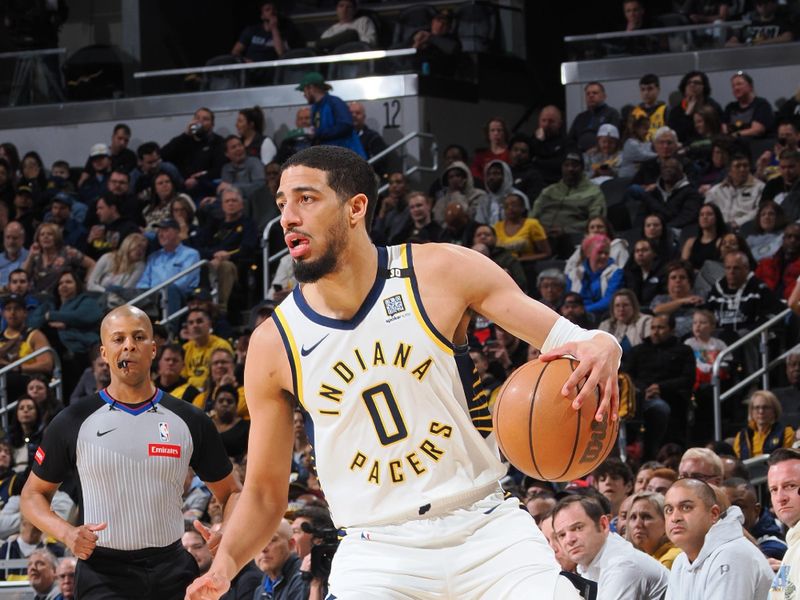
[293,211,348,284]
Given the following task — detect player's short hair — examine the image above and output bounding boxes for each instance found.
[282,146,379,231]
[552,494,606,527]
[593,457,633,485]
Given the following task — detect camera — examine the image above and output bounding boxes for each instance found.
[300,521,340,581]
[189,122,203,136]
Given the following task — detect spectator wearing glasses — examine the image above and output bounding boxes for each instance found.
[668,71,723,145]
[733,390,794,459]
[677,448,723,485]
[56,557,76,600]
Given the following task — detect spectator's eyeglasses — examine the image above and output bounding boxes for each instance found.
[687,79,704,86]
[751,405,773,411]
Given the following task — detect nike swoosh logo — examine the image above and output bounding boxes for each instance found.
[96,428,117,437]
[300,334,329,357]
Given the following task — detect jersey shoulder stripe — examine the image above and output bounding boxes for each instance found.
[401,244,453,355]
[273,308,305,408]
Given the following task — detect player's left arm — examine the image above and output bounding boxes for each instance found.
[415,243,621,421]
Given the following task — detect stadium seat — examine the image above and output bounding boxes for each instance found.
[202,55,244,91]
[455,2,499,53]
[391,5,436,48]
[328,41,376,80]
[273,48,319,86]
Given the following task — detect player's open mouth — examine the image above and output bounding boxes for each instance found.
[285,233,311,258]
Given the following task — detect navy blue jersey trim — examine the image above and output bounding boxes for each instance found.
[272,312,299,401]
[99,388,164,416]
[291,246,388,330]
[405,244,455,350]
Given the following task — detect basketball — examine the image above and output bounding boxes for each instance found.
[492,357,618,482]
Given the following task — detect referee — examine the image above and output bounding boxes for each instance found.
[21,306,241,600]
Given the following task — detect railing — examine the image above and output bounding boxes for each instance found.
[134,48,416,82]
[125,259,209,322]
[710,307,793,441]
[563,20,748,43]
[0,347,63,430]
[261,131,438,293]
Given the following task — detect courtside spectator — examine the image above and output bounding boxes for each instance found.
[722,477,787,561]
[767,448,800,596]
[553,495,669,599]
[664,478,773,599]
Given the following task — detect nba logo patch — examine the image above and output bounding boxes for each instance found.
[158,422,170,442]
[383,295,405,317]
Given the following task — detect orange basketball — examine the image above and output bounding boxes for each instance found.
[492,357,618,482]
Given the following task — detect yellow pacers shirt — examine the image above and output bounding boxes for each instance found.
[182,335,234,390]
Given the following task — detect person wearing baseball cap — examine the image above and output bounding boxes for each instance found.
[584,123,621,181]
[0,292,54,398]
[136,218,201,319]
[296,71,366,158]
[78,143,113,207]
[47,192,87,249]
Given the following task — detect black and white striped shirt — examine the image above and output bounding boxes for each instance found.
[32,389,231,551]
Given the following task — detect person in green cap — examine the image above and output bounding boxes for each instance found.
[296,72,367,159]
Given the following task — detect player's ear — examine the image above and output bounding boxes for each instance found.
[349,193,368,224]
[100,344,107,362]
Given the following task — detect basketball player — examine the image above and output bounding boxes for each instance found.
[21,306,241,600]
[186,146,622,599]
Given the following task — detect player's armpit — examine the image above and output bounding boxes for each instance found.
[412,243,559,350]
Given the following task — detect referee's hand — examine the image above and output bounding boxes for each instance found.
[67,522,107,560]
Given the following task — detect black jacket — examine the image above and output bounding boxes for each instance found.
[623,335,695,407]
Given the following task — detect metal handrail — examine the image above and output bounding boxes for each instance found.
[710,306,792,441]
[125,259,208,320]
[261,131,438,293]
[134,48,416,80]
[564,19,747,42]
[0,48,66,60]
[0,346,63,429]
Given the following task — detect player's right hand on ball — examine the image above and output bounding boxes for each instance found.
[185,572,231,600]
[67,522,107,560]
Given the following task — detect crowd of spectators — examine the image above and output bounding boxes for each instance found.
[0,4,800,593]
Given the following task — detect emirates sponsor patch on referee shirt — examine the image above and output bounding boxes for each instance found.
[148,443,181,458]
[34,447,45,465]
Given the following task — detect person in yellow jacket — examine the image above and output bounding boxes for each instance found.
[626,490,682,569]
[181,308,233,390]
[734,390,794,459]
[768,448,800,599]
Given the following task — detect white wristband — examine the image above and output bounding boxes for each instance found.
[541,317,621,366]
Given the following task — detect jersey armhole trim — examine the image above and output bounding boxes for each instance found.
[401,244,454,355]
[272,308,306,410]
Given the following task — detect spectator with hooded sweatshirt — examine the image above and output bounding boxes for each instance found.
[432,161,488,225]
[565,234,624,317]
[479,159,518,225]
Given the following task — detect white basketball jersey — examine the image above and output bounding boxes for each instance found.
[273,245,506,528]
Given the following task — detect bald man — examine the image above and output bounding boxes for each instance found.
[532,105,568,184]
[254,519,304,599]
[348,101,389,176]
[21,306,241,600]
[664,478,773,600]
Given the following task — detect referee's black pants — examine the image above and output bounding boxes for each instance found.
[75,540,199,600]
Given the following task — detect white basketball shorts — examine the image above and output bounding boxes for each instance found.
[326,490,582,599]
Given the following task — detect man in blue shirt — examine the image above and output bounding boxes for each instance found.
[137,219,200,318]
[297,72,366,158]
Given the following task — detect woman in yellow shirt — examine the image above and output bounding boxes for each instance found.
[733,390,794,459]
[626,491,682,569]
[494,192,550,262]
